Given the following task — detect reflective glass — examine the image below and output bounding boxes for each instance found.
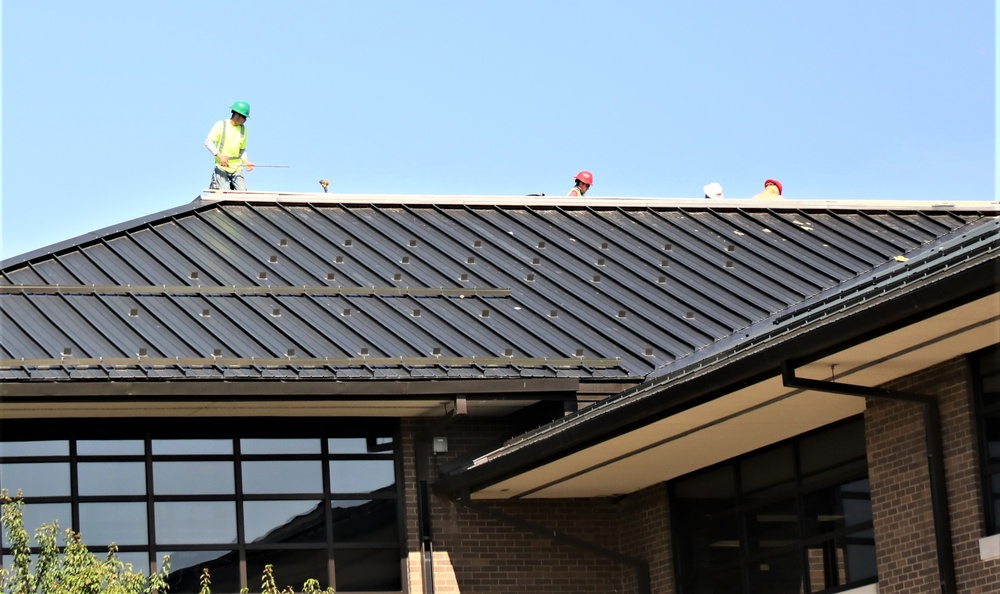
[685,565,742,594]
[161,550,240,594]
[241,438,320,454]
[77,440,144,455]
[0,462,70,497]
[984,413,1000,465]
[329,459,394,494]
[332,499,399,543]
[79,461,146,496]
[1,502,70,548]
[243,499,326,543]
[113,552,152,576]
[0,441,67,457]
[155,502,237,544]
[800,421,866,476]
[329,437,393,454]
[843,529,877,582]
[247,548,330,591]
[741,445,794,495]
[152,439,232,455]
[747,549,803,594]
[80,502,148,546]
[334,547,402,591]
[242,460,322,494]
[746,498,798,554]
[802,479,871,538]
[153,461,234,495]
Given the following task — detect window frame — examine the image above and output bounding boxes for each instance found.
[0,417,405,594]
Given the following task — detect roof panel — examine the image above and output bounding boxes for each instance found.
[1,196,993,383]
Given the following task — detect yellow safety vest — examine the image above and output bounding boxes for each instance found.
[211,119,247,174]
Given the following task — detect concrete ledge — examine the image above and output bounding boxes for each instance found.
[842,585,877,594]
[980,533,1000,561]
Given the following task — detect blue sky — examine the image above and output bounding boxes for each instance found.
[1,1,996,260]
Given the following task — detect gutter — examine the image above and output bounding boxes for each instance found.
[781,363,956,594]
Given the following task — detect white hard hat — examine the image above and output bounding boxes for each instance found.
[703,182,724,199]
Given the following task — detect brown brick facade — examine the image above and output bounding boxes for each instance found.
[867,356,1000,594]
[399,352,999,594]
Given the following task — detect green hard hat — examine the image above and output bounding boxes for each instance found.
[230,101,250,117]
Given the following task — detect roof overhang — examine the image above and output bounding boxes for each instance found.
[0,377,584,419]
[434,219,1000,499]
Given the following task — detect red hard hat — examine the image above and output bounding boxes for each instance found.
[576,171,594,186]
[765,179,783,194]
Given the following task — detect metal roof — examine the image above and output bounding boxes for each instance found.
[1,193,995,386]
[433,214,1000,498]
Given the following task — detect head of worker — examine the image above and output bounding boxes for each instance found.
[703,182,724,199]
[574,171,594,195]
[764,179,782,196]
[230,101,250,124]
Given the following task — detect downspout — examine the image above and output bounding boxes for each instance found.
[781,362,957,594]
[458,489,651,594]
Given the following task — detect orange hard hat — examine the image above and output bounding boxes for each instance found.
[575,171,594,186]
[764,179,783,194]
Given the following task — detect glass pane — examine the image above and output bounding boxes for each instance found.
[80,502,148,546]
[976,348,1000,407]
[332,499,399,543]
[0,462,70,497]
[1,502,70,548]
[152,439,232,455]
[741,445,794,494]
[673,465,737,501]
[113,552,152,576]
[77,440,144,455]
[154,461,234,495]
[800,420,866,476]
[746,498,798,555]
[990,474,1000,534]
[0,441,68,457]
[329,460,394,494]
[244,500,326,544]
[155,502,237,545]
[843,529,877,583]
[247,548,330,591]
[79,461,146,496]
[802,478,872,538]
[241,438,320,455]
[329,437,393,454]
[984,413,1000,465]
[242,461,322,494]
[747,549,803,594]
[685,565,743,594]
[161,550,240,594]
[334,548,401,591]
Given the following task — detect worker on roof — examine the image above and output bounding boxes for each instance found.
[752,178,784,200]
[205,101,255,191]
[703,182,724,199]
[567,171,593,197]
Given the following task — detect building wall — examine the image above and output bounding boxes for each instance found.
[403,418,630,594]
[402,351,1000,594]
[867,355,1000,594]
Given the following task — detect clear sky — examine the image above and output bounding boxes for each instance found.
[1,1,996,261]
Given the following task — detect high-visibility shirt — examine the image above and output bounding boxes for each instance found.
[206,119,247,174]
[567,187,583,197]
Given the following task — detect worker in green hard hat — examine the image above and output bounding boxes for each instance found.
[204,101,255,191]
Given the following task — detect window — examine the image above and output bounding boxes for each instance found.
[0,418,402,594]
[973,345,1000,535]
[670,417,875,594]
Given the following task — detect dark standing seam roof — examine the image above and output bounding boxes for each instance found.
[0,196,993,383]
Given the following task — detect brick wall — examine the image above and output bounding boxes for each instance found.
[867,355,1000,593]
[403,418,631,594]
